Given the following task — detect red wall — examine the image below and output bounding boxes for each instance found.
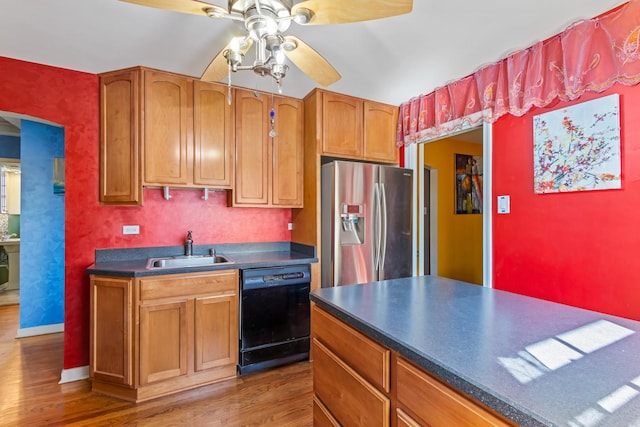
[0,56,291,370]
[492,85,640,321]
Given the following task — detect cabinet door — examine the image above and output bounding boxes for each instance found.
[193,81,234,188]
[233,89,270,205]
[363,101,399,164]
[194,292,238,371]
[139,299,188,385]
[272,97,303,207]
[321,92,363,158]
[90,276,133,386]
[143,70,193,186]
[99,69,142,205]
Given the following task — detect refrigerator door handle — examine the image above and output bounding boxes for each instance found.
[380,183,388,273]
[374,182,382,271]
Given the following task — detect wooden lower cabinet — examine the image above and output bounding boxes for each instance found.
[194,293,238,371]
[90,270,238,402]
[311,304,515,427]
[313,338,390,427]
[139,299,188,385]
[396,408,422,427]
[395,356,513,427]
[90,276,134,386]
[313,396,340,427]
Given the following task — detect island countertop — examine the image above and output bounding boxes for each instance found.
[310,275,640,427]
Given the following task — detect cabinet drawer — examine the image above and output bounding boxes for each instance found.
[139,270,238,301]
[313,338,389,427]
[313,396,340,427]
[396,357,513,427]
[312,305,390,392]
[396,409,421,427]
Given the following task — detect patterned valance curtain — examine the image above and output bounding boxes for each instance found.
[397,0,640,146]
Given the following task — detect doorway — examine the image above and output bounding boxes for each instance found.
[0,118,21,307]
[413,124,491,286]
[423,166,430,275]
[0,113,66,334]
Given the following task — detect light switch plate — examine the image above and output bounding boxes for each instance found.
[497,196,510,214]
[123,225,140,235]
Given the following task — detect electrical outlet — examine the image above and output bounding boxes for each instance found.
[287,223,293,231]
[123,225,140,235]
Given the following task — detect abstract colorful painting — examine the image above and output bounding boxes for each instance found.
[455,154,483,214]
[533,94,621,194]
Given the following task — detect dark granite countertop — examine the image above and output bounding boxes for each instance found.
[310,275,640,427]
[86,242,317,277]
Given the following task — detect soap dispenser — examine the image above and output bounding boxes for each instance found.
[185,230,193,256]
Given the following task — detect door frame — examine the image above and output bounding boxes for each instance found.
[405,120,493,287]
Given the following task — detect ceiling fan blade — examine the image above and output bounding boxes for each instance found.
[118,0,219,17]
[201,38,253,82]
[283,36,340,86]
[292,0,412,25]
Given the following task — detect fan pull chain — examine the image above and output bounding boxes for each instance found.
[269,94,276,137]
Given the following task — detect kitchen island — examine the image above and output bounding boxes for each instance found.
[310,275,640,427]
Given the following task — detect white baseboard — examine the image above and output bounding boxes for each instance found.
[59,365,90,384]
[15,322,64,338]
[13,323,89,384]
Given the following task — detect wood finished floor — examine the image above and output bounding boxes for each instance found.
[0,305,313,427]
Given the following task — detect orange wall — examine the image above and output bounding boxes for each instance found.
[424,138,483,284]
[493,84,640,321]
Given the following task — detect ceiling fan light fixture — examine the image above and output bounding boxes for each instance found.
[224,45,244,71]
[271,44,285,64]
[270,63,288,80]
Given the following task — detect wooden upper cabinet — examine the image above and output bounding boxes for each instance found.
[321,91,363,158]
[272,97,304,207]
[363,101,399,164]
[99,69,142,205]
[193,81,234,188]
[233,89,270,205]
[232,88,303,208]
[318,90,398,164]
[99,67,235,204]
[143,70,193,186]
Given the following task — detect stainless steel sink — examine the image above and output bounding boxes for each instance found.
[146,254,234,269]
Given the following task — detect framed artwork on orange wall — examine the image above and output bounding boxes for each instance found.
[455,153,483,214]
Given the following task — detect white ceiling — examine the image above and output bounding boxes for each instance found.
[0,0,627,106]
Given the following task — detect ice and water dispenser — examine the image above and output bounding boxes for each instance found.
[340,203,364,245]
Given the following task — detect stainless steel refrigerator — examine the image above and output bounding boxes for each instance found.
[321,160,413,287]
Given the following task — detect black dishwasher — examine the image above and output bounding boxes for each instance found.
[239,264,311,374]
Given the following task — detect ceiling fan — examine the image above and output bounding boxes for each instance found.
[119,0,413,89]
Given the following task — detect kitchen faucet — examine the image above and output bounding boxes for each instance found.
[185,230,193,256]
